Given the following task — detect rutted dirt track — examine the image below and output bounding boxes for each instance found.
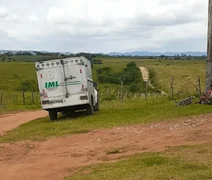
[0,111,48,136]
[0,113,212,180]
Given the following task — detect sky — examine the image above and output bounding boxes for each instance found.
[0,0,208,53]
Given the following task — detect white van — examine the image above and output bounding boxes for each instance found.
[35,56,99,120]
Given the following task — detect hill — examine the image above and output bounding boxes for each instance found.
[108,51,207,57]
[0,50,207,58]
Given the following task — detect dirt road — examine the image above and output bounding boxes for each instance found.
[0,113,212,180]
[0,111,48,136]
[139,67,149,82]
[139,66,167,95]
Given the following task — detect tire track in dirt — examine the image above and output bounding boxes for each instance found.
[0,110,48,136]
[0,113,212,180]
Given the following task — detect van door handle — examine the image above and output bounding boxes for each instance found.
[70,75,76,80]
[65,75,76,81]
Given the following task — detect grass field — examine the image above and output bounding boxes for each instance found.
[65,143,212,180]
[0,62,36,91]
[93,58,206,94]
[1,97,212,142]
[0,91,40,114]
[0,58,206,93]
[0,58,206,113]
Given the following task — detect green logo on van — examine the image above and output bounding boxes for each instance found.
[45,81,59,89]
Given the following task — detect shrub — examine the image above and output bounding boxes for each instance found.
[129,84,141,93]
[149,68,157,87]
[96,68,103,74]
[98,75,119,84]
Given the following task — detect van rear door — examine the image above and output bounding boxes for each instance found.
[62,63,84,95]
[36,63,65,99]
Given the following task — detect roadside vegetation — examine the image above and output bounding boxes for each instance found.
[65,143,212,180]
[93,58,206,95]
[0,55,59,62]
[0,57,206,93]
[0,62,40,113]
[0,62,36,91]
[96,61,156,93]
[0,57,206,112]
[0,97,211,142]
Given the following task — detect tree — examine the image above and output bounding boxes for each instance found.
[30,80,39,104]
[126,62,137,68]
[1,56,6,61]
[102,67,112,74]
[17,80,38,105]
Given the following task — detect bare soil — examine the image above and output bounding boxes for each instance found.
[139,66,167,95]
[0,110,48,136]
[139,67,149,82]
[0,113,212,180]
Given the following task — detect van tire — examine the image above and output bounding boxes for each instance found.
[48,110,58,120]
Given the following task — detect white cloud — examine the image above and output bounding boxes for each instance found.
[0,7,8,18]
[12,14,18,20]
[45,0,207,32]
[28,14,39,21]
[0,0,209,52]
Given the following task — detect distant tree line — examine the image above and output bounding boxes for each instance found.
[0,51,207,62]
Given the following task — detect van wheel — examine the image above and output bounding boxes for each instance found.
[48,110,58,120]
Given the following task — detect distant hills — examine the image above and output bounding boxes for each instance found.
[0,50,207,57]
[108,51,207,57]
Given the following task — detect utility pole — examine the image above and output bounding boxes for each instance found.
[206,0,212,91]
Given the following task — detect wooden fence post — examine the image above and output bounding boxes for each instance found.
[107,88,110,96]
[116,89,119,100]
[145,82,148,100]
[32,91,35,104]
[124,91,128,100]
[15,93,18,104]
[0,91,4,104]
[12,92,16,104]
[170,77,174,97]
[22,91,26,105]
[120,80,124,101]
[197,76,201,96]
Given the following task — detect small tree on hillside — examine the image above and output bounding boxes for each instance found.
[30,80,39,104]
[17,80,37,105]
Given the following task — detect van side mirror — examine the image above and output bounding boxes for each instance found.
[93,82,99,91]
[93,82,98,88]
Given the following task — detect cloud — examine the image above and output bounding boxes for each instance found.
[0,0,209,52]
[0,7,8,17]
[28,14,39,21]
[45,0,207,33]
[12,14,18,20]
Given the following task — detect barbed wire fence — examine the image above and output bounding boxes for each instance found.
[0,75,204,107]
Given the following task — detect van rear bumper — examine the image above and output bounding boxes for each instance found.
[41,93,89,110]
